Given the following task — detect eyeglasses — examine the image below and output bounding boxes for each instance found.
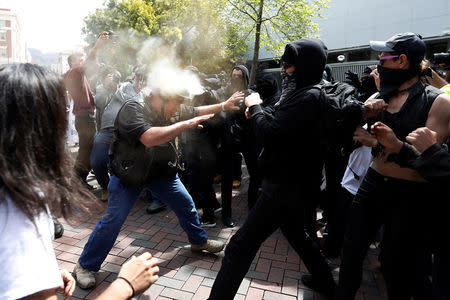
[378,55,399,65]
[281,61,293,69]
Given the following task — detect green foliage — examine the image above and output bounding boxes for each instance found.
[82,0,245,76]
[225,0,329,58]
[223,0,329,84]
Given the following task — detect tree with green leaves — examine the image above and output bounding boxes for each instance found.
[224,0,328,85]
[82,0,246,76]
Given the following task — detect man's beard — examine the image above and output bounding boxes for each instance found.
[231,77,245,92]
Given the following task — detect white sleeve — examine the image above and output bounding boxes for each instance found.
[0,195,63,300]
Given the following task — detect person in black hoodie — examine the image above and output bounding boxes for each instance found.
[254,73,281,108]
[208,39,337,299]
[216,65,261,226]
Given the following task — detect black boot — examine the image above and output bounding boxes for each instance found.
[52,217,64,239]
[146,201,167,214]
[301,274,335,299]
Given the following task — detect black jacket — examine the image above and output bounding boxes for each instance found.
[397,143,450,186]
[249,39,328,184]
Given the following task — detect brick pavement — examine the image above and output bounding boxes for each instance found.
[55,158,387,299]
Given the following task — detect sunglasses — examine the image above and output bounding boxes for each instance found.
[378,55,399,65]
[281,61,293,69]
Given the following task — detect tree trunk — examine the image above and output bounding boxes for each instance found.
[249,0,264,86]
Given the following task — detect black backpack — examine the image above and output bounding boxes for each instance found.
[313,81,365,153]
[109,101,181,188]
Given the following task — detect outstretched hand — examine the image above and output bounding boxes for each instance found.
[353,126,377,147]
[371,122,403,154]
[370,68,380,91]
[117,252,159,296]
[406,127,437,153]
[244,93,262,107]
[224,91,245,111]
[57,269,76,297]
[184,114,215,129]
[94,31,111,49]
[364,98,387,118]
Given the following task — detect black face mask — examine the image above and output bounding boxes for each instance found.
[277,71,296,105]
[377,65,416,99]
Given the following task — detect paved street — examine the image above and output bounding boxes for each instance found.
[55,151,387,299]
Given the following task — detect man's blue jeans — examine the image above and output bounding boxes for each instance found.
[90,130,114,190]
[79,174,208,271]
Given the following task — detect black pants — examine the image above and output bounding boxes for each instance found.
[74,114,96,181]
[336,168,433,299]
[323,187,354,257]
[209,178,334,299]
[221,135,262,218]
[433,246,450,300]
[188,138,219,219]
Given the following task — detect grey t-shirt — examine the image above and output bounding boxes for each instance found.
[100,82,143,130]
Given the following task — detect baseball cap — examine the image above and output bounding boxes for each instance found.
[370,32,426,62]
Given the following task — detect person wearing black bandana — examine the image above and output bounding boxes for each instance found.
[336,33,450,299]
[209,39,338,299]
[73,78,244,289]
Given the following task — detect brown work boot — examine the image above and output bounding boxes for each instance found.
[101,189,108,202]
[191,239,225,253]
[73,262,96,289]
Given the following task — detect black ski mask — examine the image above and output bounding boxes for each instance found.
[377,64,416,99]
[278,71,297,104]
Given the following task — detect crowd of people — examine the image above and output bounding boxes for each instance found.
[1,30,450,300]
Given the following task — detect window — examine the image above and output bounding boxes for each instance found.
[0,31,6,41]
[0,20,6,28]
[0,47,7,58]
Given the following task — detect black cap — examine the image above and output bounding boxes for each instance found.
[370,32,426,63]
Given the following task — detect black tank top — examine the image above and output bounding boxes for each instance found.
[371,81,442,142]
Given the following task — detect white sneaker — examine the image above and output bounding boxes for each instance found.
[73,262,96,289]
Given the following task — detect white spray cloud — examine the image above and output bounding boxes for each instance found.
[137,36,204,99]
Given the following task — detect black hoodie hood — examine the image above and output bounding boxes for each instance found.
[255,73,280,106]
[231,64,250,89]
[281,38,328,89]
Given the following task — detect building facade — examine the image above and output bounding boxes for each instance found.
[248,0,450,81]
[0,8,30,64]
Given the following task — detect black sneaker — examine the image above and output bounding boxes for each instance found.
[201,217,217,228]
[213,205,222,214]
[52,217,64,239]
[301,274,335,299]
[222,216,235,228]
[146,201,167,214]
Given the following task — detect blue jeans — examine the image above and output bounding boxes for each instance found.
[90,130,114,190]
[79,174,208,271]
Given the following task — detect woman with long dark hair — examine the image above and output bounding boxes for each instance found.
[0,63,159,299]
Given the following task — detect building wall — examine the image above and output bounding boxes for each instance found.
[253,0,450,60]
[0,8,30,64]
[318,0,450,50]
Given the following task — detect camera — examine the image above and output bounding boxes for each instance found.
[99,30,118,44]
[433,50,450,65]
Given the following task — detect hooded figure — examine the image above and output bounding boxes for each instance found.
[209,39,336,299]
[280,39,328,85]
[254,73,280,107]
